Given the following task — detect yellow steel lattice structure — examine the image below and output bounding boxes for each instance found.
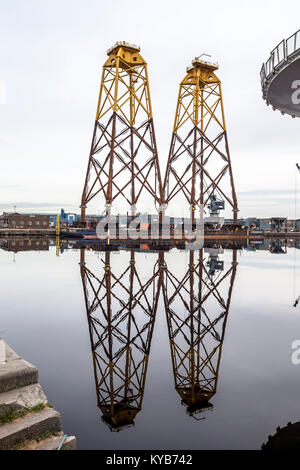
[81,42,163,222]
[164,57,238,222]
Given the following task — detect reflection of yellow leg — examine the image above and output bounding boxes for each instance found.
[163,249,237,417]
[80,248,164,431]
[56,237,59,257]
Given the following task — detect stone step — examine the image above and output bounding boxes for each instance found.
[0,383,47,418]
[0,343,38,393]
[36,434,76,451]
[0,407,62,450]
[15,432,76,451]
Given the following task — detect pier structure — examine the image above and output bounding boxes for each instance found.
[164,56,238,225]
[261,29,300,117]
[80,248,164,430]
[162,248,237,416]
[80,42,163,223]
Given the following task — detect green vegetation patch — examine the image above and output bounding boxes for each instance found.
[0,403,52,426]
[11,431,59,450]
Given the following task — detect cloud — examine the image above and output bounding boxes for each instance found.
[0,202,78,213]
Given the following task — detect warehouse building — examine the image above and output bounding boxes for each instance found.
[0,212,50,229]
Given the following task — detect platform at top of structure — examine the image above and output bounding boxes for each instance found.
[187,55,219,72]
[107,41,140,56]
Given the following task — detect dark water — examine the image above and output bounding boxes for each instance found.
[1,238,300,450]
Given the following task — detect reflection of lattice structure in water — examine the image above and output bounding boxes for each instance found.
[164,57,238,222]
[80,42,163,222]
[80,249,163,431]
[162,249,237,417]
[269,240,287,254]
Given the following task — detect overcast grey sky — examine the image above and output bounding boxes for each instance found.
[1,0,300,218]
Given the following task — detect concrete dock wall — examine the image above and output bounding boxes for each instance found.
[0,340,76,450]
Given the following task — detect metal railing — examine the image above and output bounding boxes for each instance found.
[261,29,300,87]
[107,41,140,55]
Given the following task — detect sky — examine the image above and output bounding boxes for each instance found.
[1,0,300,218]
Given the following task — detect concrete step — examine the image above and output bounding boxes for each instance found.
[15,431,76,450]
[0,407,62,450]
[36,435,76,451]
[0,343,38,393]
[36,433,76,451]
[0,383,47,418]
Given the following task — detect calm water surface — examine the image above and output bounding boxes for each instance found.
[1,239,300,450]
